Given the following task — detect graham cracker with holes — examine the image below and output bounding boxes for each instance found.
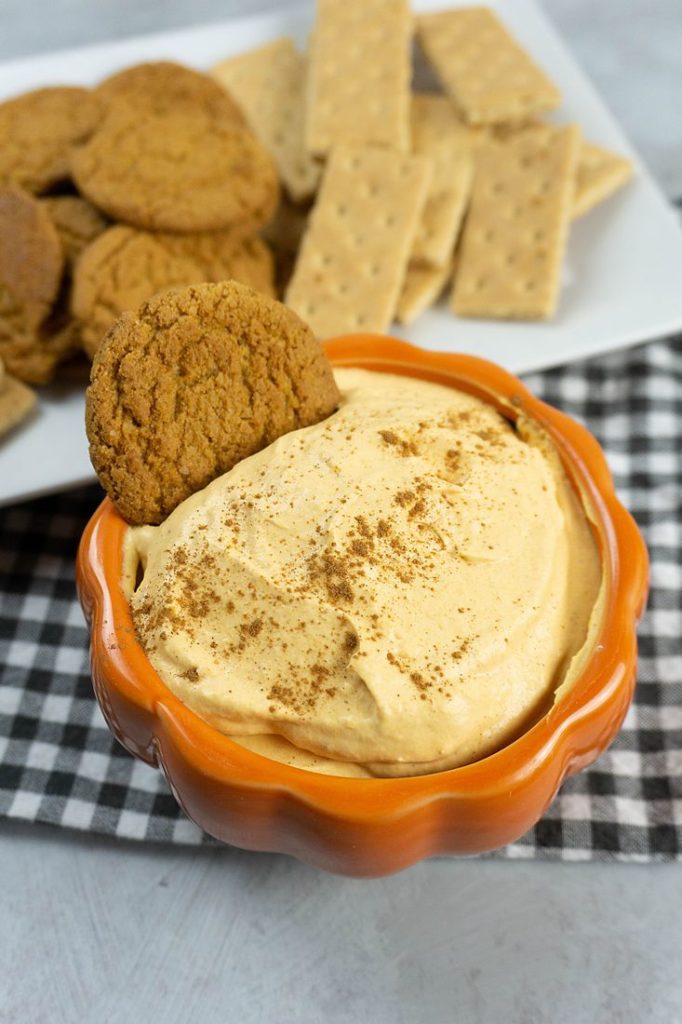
[212,38,320,203]
[286,146,431,337]
[0,371,37,439]
[452,123,580,321]
[417,7,560,125]
[409,94,474,268]
[396,260,452,325]
[305,0,411,156]
[573,142,633,219]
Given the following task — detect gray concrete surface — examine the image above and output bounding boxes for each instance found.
[2,819,681,1024]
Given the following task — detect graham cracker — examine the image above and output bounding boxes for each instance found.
[305,0,411,156]
[452,123,580,321]
[0,372,37,439]
[396,260,452,325]
[212,38,321,203]
[573,142,633,219]
[409,94,474,268]
[286,145,431,337]
[416,7,561,125]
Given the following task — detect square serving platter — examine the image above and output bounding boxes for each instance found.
[1,0,682,507]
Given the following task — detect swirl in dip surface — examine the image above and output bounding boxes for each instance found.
[127,369,603,778]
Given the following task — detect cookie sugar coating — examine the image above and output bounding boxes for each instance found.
[0,86,100,194]
[86,281,340,525]
[72,103,279,233]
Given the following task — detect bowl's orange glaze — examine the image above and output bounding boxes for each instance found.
[76,336,649,876]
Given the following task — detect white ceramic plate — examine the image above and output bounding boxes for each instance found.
[2,0,682,507]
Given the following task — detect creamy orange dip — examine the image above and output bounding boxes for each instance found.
[126,369,603,778]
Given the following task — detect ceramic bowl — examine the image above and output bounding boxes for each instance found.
[76,336,648,876]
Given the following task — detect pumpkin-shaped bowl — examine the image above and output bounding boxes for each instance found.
[76,336,648,876]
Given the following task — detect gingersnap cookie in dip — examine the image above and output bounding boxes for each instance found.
[86,281,340,525]
[0,86,101,194]
[71,101,279,233]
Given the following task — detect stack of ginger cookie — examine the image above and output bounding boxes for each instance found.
[0,61,280,440]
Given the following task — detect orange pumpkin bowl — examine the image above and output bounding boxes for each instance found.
[76,336,649,876]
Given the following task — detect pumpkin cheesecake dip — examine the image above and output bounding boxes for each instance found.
[125,368,604,779]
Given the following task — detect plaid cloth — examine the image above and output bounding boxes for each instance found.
[1,335,680,860]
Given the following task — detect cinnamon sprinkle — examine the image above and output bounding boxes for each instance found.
[379,429,419,456]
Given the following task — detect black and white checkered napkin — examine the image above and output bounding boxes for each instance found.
[1,335,680,860]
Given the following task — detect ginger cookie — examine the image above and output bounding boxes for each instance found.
[0,370,37,440]
[0,320,78,386]
[86,280,340,525]
[42,195,108,268]
[155,233,275,297]
[0,86,100,194]
[0,288,81,386]
[38,279,83,369]
[73,225,275,358]
[71,100,279,233]
[261,199,310,296]
[0,186,65,383]
[72,226,209,359]
[95,60,245,125]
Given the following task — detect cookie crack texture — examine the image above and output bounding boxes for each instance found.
[85,281,340,525]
